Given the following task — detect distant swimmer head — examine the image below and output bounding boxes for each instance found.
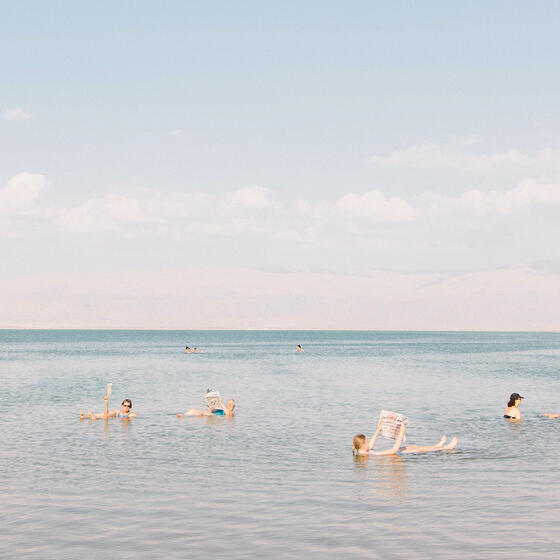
[508,393,524,407]
[226,399,235,411]
[352,434,367,455]
[122,399,132,409]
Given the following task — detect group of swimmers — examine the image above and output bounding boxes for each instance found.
[186,344,304,354]
[352,391,559,457]
[79,376,559,458]
[79,389,235,421]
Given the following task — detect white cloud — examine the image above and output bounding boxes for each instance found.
[3,108,33,121]
[2,170,558,268]
[0,173,48,214]
[295,199,312,214]
[335,190,416,222]
[366,143,558,171]
[45,188,267,235]
[272,226,318,242]
[423,178,560,216]
[226,186,273,210]
[47,194,162,233]
[449,133,481,147]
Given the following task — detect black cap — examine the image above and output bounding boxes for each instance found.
[510,393,524,400]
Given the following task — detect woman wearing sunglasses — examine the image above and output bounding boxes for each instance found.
[80,397,137,420]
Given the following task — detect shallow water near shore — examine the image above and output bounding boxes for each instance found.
[1,330,559,559]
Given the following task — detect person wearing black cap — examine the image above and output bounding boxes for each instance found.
[504,393,524,420]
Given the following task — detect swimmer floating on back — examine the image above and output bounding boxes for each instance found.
[178,395,236,418]
[79,393,137,420]
[353,421,457,456]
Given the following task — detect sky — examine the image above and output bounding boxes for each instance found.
[1,1,559,329]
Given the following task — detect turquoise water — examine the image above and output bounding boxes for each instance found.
[1,330,559,559]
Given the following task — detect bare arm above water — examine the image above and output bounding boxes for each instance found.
[369,423,406,456]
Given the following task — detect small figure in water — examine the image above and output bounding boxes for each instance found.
[80,398,137,420]
[193,347,198,353]
[352,421,457,456]
[504,393,523,420]
[178,397,236,418]
[296,344,304,352]
[540,412,560,418]
[185,346,191,353]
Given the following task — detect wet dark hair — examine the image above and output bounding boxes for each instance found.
[122,399,132,408]
[507,393,523,407]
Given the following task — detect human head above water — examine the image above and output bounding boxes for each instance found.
[507,393,524,407]
[122,399,133,409]
[226,399,235,411]
[352,434,367,455]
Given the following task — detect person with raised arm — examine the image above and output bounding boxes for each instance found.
[79,387,137,420]
[177,393,235,418]
[353,420,457,456]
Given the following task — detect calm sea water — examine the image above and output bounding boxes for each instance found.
[1,330,559,559]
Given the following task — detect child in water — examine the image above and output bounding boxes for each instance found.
[79,397,137,420]
[353,421,457,456]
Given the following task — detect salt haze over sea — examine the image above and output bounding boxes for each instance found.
[1,330,559,559]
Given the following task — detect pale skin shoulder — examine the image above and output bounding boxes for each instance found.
[504,405,522,419]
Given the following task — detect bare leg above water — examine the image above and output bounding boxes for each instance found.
[185,408,212,417]
[400,435,457,454]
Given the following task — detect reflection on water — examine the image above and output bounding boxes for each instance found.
[374,456,408,502]
[353,455,408,502]
[1,330,560,559]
